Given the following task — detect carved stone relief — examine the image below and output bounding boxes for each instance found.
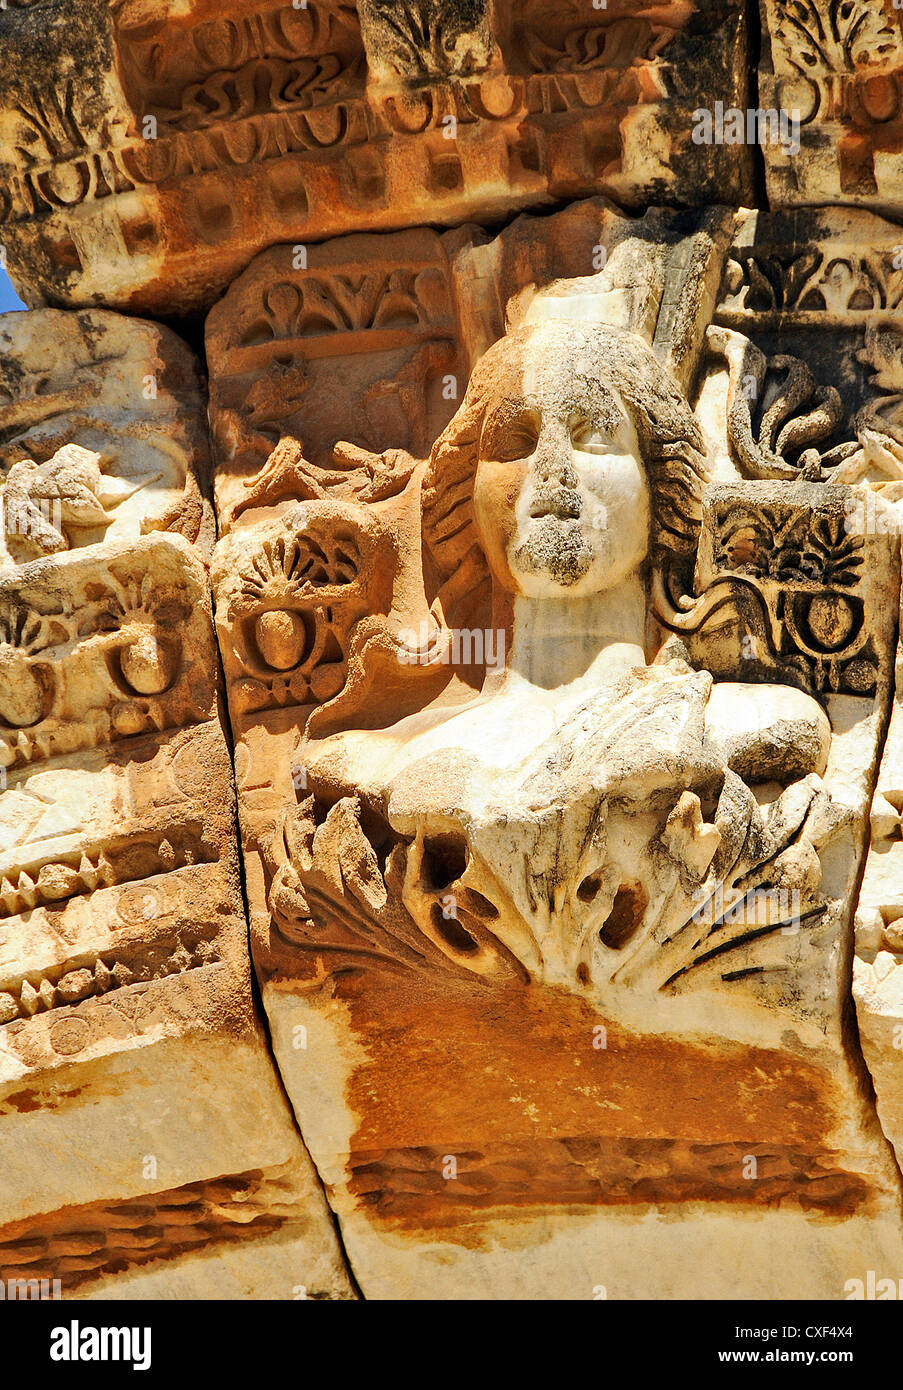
[0,309,353,1299]
[204,210,903,1296]
[0,309,215,565]
[7,0,903,1312]
[0,0,751,316]
[760,0,903,208]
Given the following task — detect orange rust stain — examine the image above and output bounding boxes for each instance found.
[328,975,872,1238]
[0,1084,86,1116]
[343,976,840,1153]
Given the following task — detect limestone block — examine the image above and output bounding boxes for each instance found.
[206,228,467,530]
[444,199,738,388]
[0,308,354,1298]
[0,0,751,316]
[209,239,903,1296]
[0,534,353,1296]
[0,308,214,565]
[8,4,903,1291]
[760,0,903,213]
[852,559,903,1177]
[0,1163,353,1300]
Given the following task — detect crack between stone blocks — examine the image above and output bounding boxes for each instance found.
[747,0,770,211]
[204,560,365,1300]
[837,559,903,1206]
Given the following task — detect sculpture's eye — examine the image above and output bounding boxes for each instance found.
[483,416,538,462]
[571,422,611,454]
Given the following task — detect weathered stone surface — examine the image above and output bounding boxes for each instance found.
[0,0,751,316]
[206,227,468,530]
[759,0,903,211]
[853,607,903,1177]
[0,310,354,1299]
[208,217,903,1297]
[0,308,215,564]
[9,0,903,1310]
[0,1162,351,1301]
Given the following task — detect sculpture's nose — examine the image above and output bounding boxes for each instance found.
[531,427,578,488]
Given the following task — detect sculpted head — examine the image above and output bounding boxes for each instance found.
[423,316,707,605]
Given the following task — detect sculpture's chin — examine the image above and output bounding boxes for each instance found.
[511,516,595,591]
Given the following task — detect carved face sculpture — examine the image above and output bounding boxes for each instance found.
[423,318,708,612]
[473,327,651,596]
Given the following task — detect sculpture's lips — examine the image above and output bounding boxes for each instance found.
[529,489,581,520]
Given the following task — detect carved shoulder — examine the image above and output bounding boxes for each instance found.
[703,681,831,785]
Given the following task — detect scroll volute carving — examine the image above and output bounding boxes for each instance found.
[113,1,366,135]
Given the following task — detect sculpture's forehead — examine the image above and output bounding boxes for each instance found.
[483,339,628,429]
